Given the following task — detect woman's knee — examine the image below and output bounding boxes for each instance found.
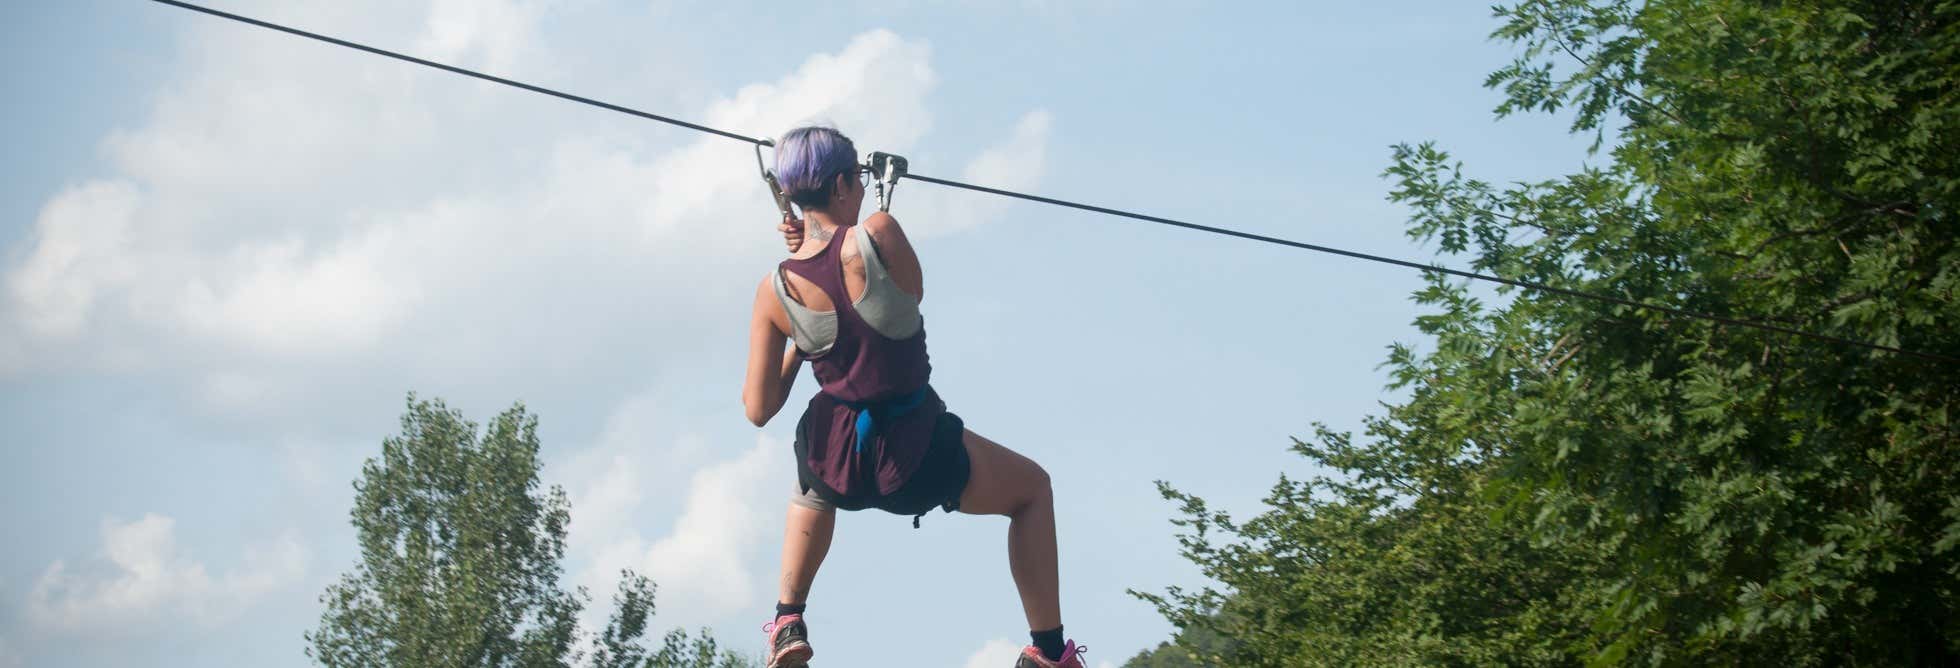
[959,429,1053,516]
[1014,460,1054,514]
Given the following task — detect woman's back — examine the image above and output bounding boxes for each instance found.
[773,214,928,398]
[773,213,942,500]
[777,212,923,315]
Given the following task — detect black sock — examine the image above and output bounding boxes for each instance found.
[1031,626,1065,661]
[776,602,806,617]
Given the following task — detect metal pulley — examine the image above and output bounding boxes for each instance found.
[755,140,909,214]
[864,151,908,212]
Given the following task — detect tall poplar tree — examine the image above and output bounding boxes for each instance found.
[305,396,752,668]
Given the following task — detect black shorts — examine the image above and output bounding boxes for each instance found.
[792,410,970,518]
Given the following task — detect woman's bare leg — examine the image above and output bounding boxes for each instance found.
[956,428,1061,630]
[777,502,835,607]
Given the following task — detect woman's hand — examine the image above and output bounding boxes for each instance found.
[778,214,804,253]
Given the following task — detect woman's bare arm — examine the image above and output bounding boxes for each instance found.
[742,276,803,426]
[861,211,923,302]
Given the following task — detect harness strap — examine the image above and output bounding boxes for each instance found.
[841,387,930,454]
[828,386,934,529]
[843,387,930,530]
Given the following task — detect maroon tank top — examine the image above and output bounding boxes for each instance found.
[781,225,941,499]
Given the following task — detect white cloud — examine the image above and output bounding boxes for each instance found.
[561,393,669,533]
[416,0,551,72]
[904,109,1054,239]
[278,436,374,499]
[964,638,1025,668]
[565,425,785,629]
[633,28,937,245]
[965,110,1053,190]
[178,223,420,355]
[556,389,808,631]
[0,10,1049,418]
[557,392,710,635]
[6,180,140,340]
[107,3,446,217]
[2,0,472,367]
[25,514,307,633]
[4,0,1066,663]
[637,434,783,618]
[279,439,331,493]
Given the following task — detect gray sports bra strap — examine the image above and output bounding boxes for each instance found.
[849,226,922,339]
[772,268,837,355]
[854,225,893,286]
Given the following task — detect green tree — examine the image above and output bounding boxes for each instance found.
[1142,0,1958,665]
[305,396,753,668]
[1121,618,1235,667]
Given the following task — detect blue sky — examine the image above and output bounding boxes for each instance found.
[0,1,1597,666]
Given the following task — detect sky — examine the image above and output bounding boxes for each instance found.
[0,1,1598,666]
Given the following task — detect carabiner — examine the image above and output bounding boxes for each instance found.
[756,142,795,218]
[864,151,908,212]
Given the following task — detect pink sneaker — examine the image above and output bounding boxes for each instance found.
[762,614,812,668]
[1013,640,1087,668]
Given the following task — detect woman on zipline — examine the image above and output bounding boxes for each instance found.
[741,126,1085,668]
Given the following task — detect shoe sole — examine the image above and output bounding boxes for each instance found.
[769,642,812,668]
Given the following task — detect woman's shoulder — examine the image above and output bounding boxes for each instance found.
[854,211,924,301]
[858,211,912,252]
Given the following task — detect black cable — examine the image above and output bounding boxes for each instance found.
[144,0,1957,364]
[905,173,1958,364]
[144,0,770,146]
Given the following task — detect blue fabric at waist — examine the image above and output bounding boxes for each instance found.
[835,386,931,453]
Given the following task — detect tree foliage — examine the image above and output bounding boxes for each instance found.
[1121,617,1236,667]
[1139,0,1959,664]
[306,396,754,668]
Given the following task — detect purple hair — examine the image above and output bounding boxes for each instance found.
[775,126,859,208]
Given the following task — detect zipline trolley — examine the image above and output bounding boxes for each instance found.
[756,142,910,216]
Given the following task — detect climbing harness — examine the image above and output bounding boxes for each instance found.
[841,387,930,455]
[755,141,911,215]
[839,385,933,528]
